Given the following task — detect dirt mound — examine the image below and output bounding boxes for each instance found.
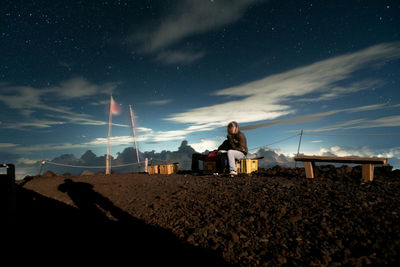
[16,166,400,266]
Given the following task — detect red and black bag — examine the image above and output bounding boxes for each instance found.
[204,151,218,162]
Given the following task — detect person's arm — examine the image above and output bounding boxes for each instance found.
[218,139,231,150]
[228,134,240,150]
[239,132,248,155]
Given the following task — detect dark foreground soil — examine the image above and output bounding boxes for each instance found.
[12,166,400,266]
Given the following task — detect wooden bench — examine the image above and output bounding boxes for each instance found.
[294,155,387,181]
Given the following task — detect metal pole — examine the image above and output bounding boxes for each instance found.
[295,129,304,168]
[129,104,141,169]
[106,94,112,175]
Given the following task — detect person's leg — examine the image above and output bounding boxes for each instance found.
[216,152,227,173]
[227,150,246,173]
[191,153,204,172]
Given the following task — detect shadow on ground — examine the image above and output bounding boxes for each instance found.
[14,179,231,266]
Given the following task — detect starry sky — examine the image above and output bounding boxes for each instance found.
[1,0,400,169]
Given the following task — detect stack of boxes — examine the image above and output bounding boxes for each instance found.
[147,163,179,175]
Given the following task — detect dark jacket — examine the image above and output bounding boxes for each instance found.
[227,131,248,155]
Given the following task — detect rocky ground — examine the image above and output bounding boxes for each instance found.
[13,165,400,266]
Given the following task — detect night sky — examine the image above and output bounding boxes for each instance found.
[1,0,400,172]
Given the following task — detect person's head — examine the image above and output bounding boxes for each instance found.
[227,121,239,135]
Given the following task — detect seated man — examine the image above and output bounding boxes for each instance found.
[191,121,248,176]
[224,121,248,176]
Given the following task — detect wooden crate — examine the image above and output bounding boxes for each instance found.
[236,159,258,174]
[148,165,159,175]
[203,161,216,174]
[159,163,179,175]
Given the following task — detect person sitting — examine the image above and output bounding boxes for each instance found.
[191,121,248,176]
[224,121,248,176]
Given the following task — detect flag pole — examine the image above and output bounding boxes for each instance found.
[129,104,141,169]
[106,94,112,175]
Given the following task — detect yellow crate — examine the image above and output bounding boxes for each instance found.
[236,159,258,174]
[159,163,179,175]
[203,161,216,174]
[148,165,159,175]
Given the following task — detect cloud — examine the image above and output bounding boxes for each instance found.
[164,42,400,130]
[300,113,400,133]
[136,127,153,132]
[133,124,219,143]
[130,0,258,52]
[87,135,151,146]
[47,77,119,99]
[0,85,53,116]
[1,114,128,130]
[0,77,125,130]
[46,114,129,128]
[150,123,222,142]
[0,77,119,116]
[190,139,220,152]
[17,158,39,165]
[318,146,375,158]
[294,79,385,103]
[16,143,90,153]
[8,123,218,154]
[1,119,66,130]
[145,99,173,105]
[89,100,110,106]
[0,143,19,148]
[348,115,400,129]
[241,104,387,131]
[128,0,258,64]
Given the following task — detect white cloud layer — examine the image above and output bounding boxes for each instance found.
[190,139,220,152]
[314,146,400,162]
[300,113,400,133]
[165,42,400,130]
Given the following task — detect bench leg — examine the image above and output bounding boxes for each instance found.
[303,161,315,179]
[362,164,374,182]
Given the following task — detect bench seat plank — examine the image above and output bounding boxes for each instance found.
[294,155,387,165]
